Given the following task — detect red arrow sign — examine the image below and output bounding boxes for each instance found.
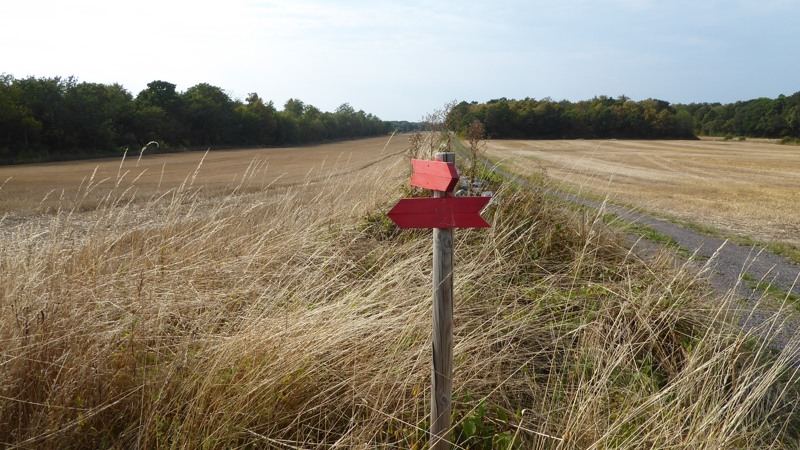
[388,196,491,229]
[410,159,459,192]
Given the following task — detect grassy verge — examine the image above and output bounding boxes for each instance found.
[668,218,800,266]
[600,212,698,259]
[1,148,800,448]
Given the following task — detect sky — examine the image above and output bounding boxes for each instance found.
[1,0,798,120]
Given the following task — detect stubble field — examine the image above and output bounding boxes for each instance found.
[0,135,407,216]
[484,138,800,248]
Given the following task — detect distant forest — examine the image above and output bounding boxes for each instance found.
[385,120,425,133]
[0,75,389,164]
[679,93,800,138]
[447,93,800,140]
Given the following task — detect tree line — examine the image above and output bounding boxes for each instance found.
[678,92,800,138]
[447,96,696,139]
[0,75,389,164]
[447,93,800,140]
[385,120,425,133]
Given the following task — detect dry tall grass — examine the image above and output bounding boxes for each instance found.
[1,140,799,449]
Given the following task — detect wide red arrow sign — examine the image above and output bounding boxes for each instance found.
[410,159,459,192]
[388,196,491,229]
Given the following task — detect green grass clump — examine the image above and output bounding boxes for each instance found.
[742,273,800,306]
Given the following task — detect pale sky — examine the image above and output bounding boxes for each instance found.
[2,0,798,120]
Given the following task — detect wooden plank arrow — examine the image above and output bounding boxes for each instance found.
[387,196,491,229]
[410,159,459,192]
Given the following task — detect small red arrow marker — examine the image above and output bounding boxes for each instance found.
[410,159,459,192]
[387,196,491,229]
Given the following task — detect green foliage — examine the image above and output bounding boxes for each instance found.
[454,401,519,449]
[447,96,696,139]
[359,207,400,241]
[448,93,800,140]
[741,273,800,306]
[679,92,800,138]
[386,120,424,132]
[0,74,390,163]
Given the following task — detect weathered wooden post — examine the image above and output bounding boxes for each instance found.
[387,152,491,450]
[431,151,455,449]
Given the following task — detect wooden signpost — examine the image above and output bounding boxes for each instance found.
[387,152,492,450]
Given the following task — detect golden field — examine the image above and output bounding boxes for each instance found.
[0,135,407,216]
[484,138,800,248]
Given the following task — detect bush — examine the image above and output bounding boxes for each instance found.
[780,136,800,145]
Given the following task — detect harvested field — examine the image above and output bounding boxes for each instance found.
[484,138,800,247]
[0,135,407,216]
